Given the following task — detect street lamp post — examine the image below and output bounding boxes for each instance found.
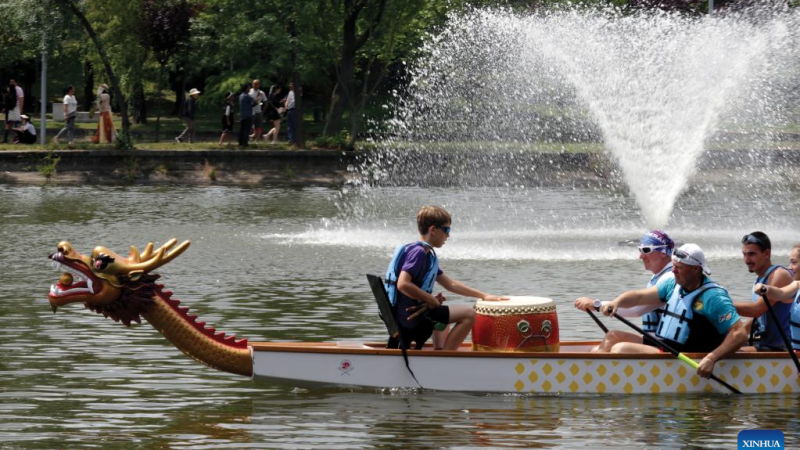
[40,49,47,145]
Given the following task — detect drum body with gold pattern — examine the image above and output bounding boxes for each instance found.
[472,296,559,352]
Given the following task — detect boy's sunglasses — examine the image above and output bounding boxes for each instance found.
[436,225,451,235]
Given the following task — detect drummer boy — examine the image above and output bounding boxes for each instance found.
[386,205,507,350]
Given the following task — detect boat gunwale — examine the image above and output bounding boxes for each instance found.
[250,341,796,360]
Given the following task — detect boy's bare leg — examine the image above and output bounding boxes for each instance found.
[432,325,451,350]
[441,305,475,350]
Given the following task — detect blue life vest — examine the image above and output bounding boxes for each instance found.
[751,265,792,349]
[656,281,726,352]
[385,241,438,307]
[790,290,800,351]
[642,264,673,333]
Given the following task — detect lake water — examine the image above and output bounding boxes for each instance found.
[1,180,799,449]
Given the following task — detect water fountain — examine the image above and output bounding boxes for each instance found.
[377,5,799,229]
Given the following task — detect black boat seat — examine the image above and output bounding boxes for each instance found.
[366,274,401,349]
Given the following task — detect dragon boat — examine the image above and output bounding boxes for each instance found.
[46,239,800,395]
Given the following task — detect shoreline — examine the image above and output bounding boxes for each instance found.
[1,147,798,186]
[0,148,360,186]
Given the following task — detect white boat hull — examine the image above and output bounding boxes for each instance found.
[251,341,800,394]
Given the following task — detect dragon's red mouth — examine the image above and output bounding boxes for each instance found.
[48,251,100,299]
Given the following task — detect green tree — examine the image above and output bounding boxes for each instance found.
[141,0,195,140]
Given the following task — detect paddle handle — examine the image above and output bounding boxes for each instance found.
[677,353,699,369]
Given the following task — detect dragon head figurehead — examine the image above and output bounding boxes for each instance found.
[46,238,252,377]
[48,239,190,320]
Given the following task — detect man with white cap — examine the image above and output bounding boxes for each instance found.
[575,230,675,352]
[590,244,747,378]
[176,88,201,143]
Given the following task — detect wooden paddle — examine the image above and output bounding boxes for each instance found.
[586,308,609,334]
[609,309,742,394]
[758,287,800,374]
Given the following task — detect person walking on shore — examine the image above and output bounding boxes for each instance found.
[2,84,17,143]
[53,85,78,145]
[176,88,201,143]
[263,85,283,144]
[238,82,255,147]
[9,79,24,125]
[285,82,296,146]
[248,79,265,143]
[218,92,235,146]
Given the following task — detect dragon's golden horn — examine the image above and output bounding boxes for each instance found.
[139,242,155,261]
[126,240,191,273]
[129,245,142,262]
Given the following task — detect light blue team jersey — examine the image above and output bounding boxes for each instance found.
[655,275,740,335]
[641,264,674,333]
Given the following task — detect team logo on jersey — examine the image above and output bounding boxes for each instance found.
[718,312,732,323]
[692,299,703,311]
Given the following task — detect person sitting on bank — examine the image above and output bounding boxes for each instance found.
[13,114,36,144]
[584,244,747,378]
[386,205,507,350]
[753,243,800,352]
[575,229,675,352]
[733,232,794,351]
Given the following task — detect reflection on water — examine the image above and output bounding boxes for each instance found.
[1,183,799,449]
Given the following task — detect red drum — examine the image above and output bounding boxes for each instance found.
[472,296,559,352]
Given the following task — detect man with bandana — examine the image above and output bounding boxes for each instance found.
[574,230,675,352]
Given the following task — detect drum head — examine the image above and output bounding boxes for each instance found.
[475,296,554,309]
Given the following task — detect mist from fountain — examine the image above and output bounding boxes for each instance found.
[381,5,799,229]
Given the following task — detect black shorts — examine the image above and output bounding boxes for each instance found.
[755,343,787,352]
[398,305,450,349]
[425,304,450,325]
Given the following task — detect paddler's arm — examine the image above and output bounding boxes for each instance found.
[753,280,799,302]
[436,273,508,301]
[736,271,795,316]
[603,286,661,317]
[697,318,748,378]
[397,271,441,309]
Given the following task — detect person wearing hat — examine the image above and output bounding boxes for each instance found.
[581,244,747,378]
[575,230,675,352]
[733,232,793,351]
[13,114,36,144]
[91,84,116,144]
[176,88,201,143]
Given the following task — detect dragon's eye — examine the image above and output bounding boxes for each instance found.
[93,253,115,271]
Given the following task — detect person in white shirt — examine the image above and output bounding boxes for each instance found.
[13,114,36,144]
[54,85,78,145]
[248,79,266,142]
